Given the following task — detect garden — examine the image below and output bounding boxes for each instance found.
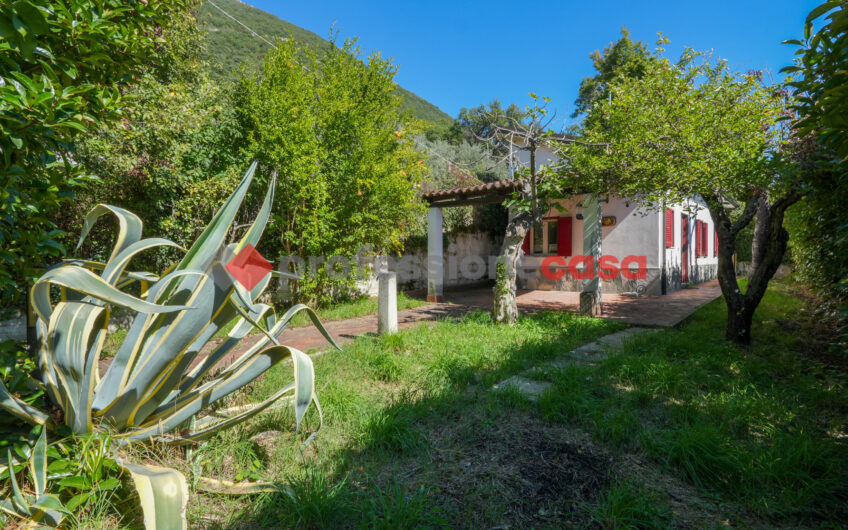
[1,0,847,528]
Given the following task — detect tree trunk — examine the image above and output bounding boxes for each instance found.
[493,208,533,325]
[707,191,799,345]
[749,193,769,277]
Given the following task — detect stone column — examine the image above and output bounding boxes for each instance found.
[580,194,602,316]
[427,207,443,302]
[378,271,398,334]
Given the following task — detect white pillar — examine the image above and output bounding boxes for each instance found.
[427,207,443,302]
[580,194,602,315]
[378,271,397,334]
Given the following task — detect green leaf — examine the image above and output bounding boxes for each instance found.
[58,475,88,489]
[806,1,841,24]
[13,2,48,35]
[65,492,90,511]
[99,477,121,490]
[117,460,188,530]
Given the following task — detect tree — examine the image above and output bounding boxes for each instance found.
[67,11,243,273]
[561,44,790,344]
[0,0,194,306]
[572,27,656,118]
[782,1,848,316]
[471,96,564,324]
[457,100,526,147]
[237,37,427,305]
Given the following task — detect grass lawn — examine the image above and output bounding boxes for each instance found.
[143,280,845,528]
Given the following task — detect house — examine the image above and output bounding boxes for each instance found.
[509,139,718,296]
[420,138,718,300]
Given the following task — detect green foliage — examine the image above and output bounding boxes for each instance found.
[456,99,526,146]
[537,281,848,521]
[572,27,657,118]
[0,166,339,527]
[68,12,243,273]
[563,45,782,208]
[0,0,195,306]
[197,0,451,123]
[590,480,671,529]
[783,1,848,165]
[412,136,509,235]
[782,1,848,318]
[237,37,427,305]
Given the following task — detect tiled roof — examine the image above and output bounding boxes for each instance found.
[421,179,523,203]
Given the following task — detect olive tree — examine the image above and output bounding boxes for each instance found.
[561,44,791,344]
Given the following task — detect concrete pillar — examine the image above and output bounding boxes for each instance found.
[378,271,397,334]
[580,194,602,316]
[427,207,443,302]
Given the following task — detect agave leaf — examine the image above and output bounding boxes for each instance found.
[157,382,294,444]
[196,476,281,495]
[101,238,185,285]
[47,302,108,433]
[234,170,275,254]
[171,302,276,399]
[96,273,222,428]
[93,270,208,413]
[77,204,143,263]
[30,428,47,496]
[0,378,50,426]
[177,161,256,274]
[122,345,314,443]
[31,265,192,324]
[117,460,188,530]
[5,449,29,516]
[29,494,66,527]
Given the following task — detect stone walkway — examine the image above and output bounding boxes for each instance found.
[414,279,724,328]
[98,281,721,377]
[494,327,656,401]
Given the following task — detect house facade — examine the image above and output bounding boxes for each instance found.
[512,143,718,296]
[518,194,718,296]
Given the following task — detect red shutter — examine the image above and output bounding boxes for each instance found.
[522,230,530,254]
[557,217,572,257]
[702,223,708,257]
[665,209,674,248]
[714,231,718,257]
[695,220,702,257]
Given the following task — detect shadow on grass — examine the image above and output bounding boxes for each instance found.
[205,310,624,529]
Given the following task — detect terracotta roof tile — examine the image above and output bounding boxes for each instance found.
[421,179,523,203]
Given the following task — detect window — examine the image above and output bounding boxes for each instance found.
[694,220,702,256]
[547,221,558,254]
[532,222,543,254]
[526,217,571,256]
[665,209,674,248]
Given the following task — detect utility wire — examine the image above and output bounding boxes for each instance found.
[206,0,278,48]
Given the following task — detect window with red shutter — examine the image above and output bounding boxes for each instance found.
[557,217,572,257]
[694,220,702,257]
[521,229,530,254]
[665,209,674,248]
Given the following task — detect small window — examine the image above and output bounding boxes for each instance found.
[547,221,558,254]
[532,222,543,254]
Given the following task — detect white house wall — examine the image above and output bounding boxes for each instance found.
[664,198,718,291]
[519,194,717,295]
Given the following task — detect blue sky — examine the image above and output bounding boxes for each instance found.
[247,1,819,123]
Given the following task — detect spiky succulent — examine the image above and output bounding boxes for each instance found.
[0,163,338,528]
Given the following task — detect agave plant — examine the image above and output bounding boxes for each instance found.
[0,163,338,528]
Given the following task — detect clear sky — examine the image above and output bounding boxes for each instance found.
[245,1,819,123]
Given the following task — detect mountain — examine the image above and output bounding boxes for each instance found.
[197,0,452,124]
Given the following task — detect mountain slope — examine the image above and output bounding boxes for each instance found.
[197,0,452,124]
